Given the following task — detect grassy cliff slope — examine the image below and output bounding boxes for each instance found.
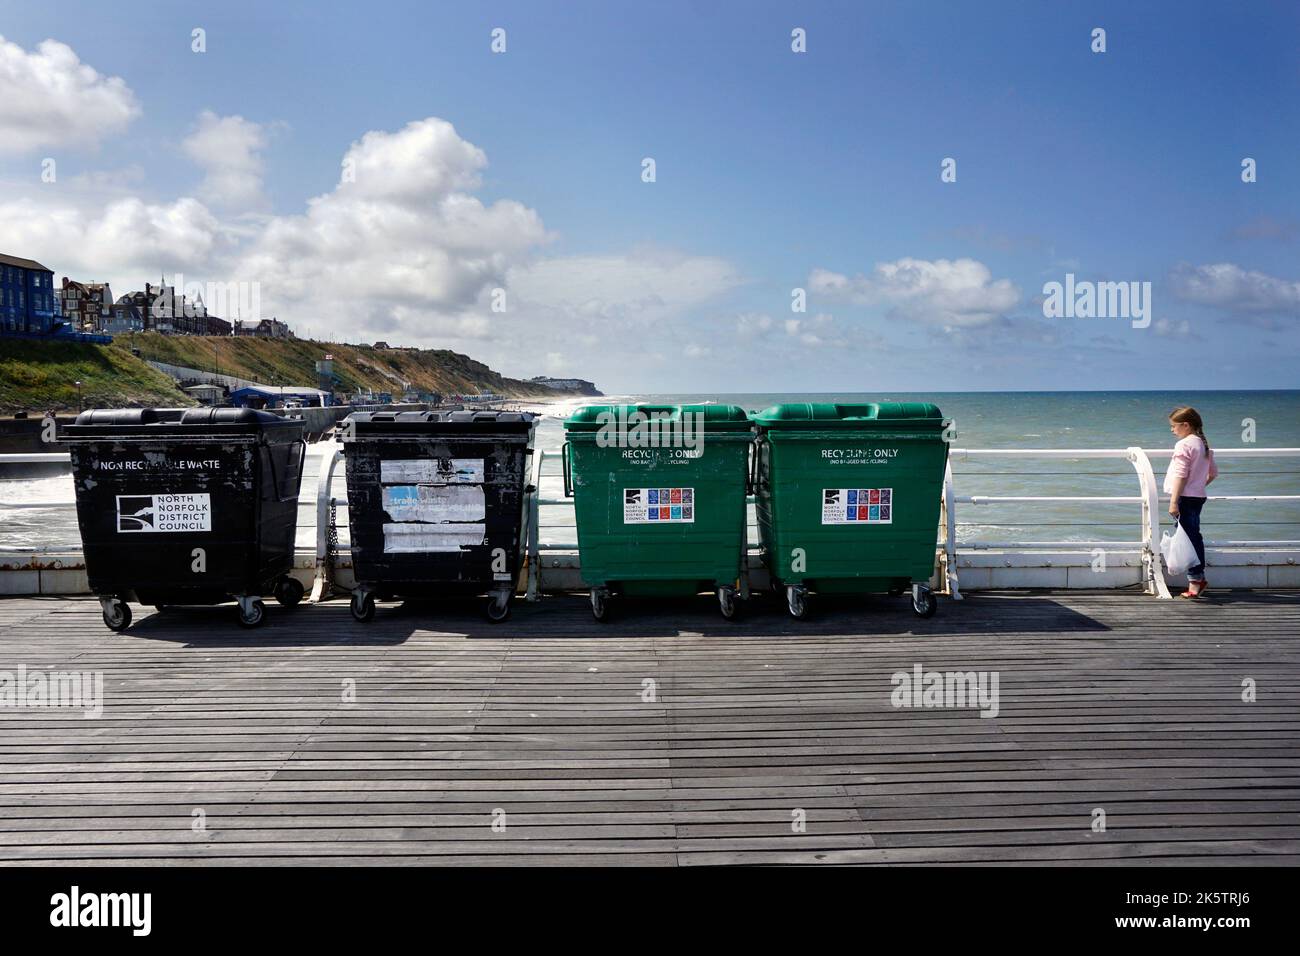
[1,334,587,413]
[117,334,574,399]
[0,339,192,413]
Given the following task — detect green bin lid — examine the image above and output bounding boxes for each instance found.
[750,402,945,430]
[565,403,751,432]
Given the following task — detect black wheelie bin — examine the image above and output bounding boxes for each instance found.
[60,407,308,630]
[340,410,536,622]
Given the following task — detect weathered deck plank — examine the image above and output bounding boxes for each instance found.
[1,589,1297,865]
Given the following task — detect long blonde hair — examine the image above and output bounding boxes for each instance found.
[1170,406,1210,453]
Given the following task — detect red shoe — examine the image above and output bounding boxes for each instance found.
[1180,579,1207,599]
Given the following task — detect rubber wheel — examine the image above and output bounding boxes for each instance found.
[103,599,131,632]
[350,591,376,623]
[912,589,938,618]
[786,586,808,620]
[590,589,610,623]
[486,595,511,623]
[718,587,739,620]
[153,605,169,614]
[275,577,305,608]
[238,599,266,629]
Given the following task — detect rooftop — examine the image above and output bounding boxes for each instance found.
[0,253,53,273]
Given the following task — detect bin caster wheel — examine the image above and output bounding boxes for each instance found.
[486,593,511,623]
[912,585,937,619]
[590,588,611,623]
[275,577,305,608]
[786,585,809,620]
[351,591,376,623]
[238,599,266,629]
[102,598,131,633]
[718,586,739,620]
[153,605,169,614]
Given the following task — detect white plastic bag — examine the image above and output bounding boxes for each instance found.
[1160,523,1198,575]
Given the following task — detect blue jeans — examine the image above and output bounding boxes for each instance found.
[1177,496,1207,580]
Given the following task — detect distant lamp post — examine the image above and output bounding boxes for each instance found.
[74,380,83,412]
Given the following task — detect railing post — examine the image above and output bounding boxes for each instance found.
[942,459,962,599]
[526,448,544,601]
[1127,446,1172,600]
[309,446,343,603]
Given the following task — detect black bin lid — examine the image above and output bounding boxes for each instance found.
[346,409,537,436]
[60,407,305,440]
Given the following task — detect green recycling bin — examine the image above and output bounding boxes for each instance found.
[563,404,753,620]
[752,402,950,619]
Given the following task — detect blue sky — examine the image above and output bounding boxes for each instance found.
[1,0,1297,392]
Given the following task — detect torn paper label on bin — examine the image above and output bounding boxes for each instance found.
[623,487,694,523]
[383,485,485,523]
[382,523,485,552]
[380,458,484,484]
[821,488,892,525]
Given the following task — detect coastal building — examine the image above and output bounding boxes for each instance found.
[234,317,293,339]
[102,302,145,334]
[60,278,114,332]
[229,384,330,408]
[0,253,58,335]
[117,284,174,332]
[117,282,231,335]
[183,384,226,405]
[528,375,601,395]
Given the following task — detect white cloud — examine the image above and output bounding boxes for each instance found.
[182,111,271,209]
[784,312,834,346]
[810,257,1020,328]
[233,118,549,337]
[341,117,486,201]
[0,194,222,283]
[1169,262,1300,314]
[0,35,139,153]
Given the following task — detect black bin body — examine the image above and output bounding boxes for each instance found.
[60,408,307,605]
[343,411,536,600]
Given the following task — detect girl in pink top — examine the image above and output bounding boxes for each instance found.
[1163,406,1218,598]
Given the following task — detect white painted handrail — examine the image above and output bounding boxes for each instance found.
[4,446,1299,600]
[941,446,1300,601]
[309,446,344,602]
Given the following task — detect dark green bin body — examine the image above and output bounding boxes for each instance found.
[564,404,751,597]
[752,402,949,594]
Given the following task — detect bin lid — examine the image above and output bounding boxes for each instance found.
[564,403,751,432]
[61,407,304,439]
[750,402,946,430]
[346,409,536,434]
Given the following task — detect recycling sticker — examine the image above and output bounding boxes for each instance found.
[624,487,694,523]
[821,488,892,525]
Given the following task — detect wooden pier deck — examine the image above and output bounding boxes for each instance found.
[1,589,1298,866]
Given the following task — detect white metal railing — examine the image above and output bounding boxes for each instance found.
[5,446,1300,601]
[942,447,1300,600]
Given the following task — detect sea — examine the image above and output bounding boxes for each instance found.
[3,390,1297,552]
